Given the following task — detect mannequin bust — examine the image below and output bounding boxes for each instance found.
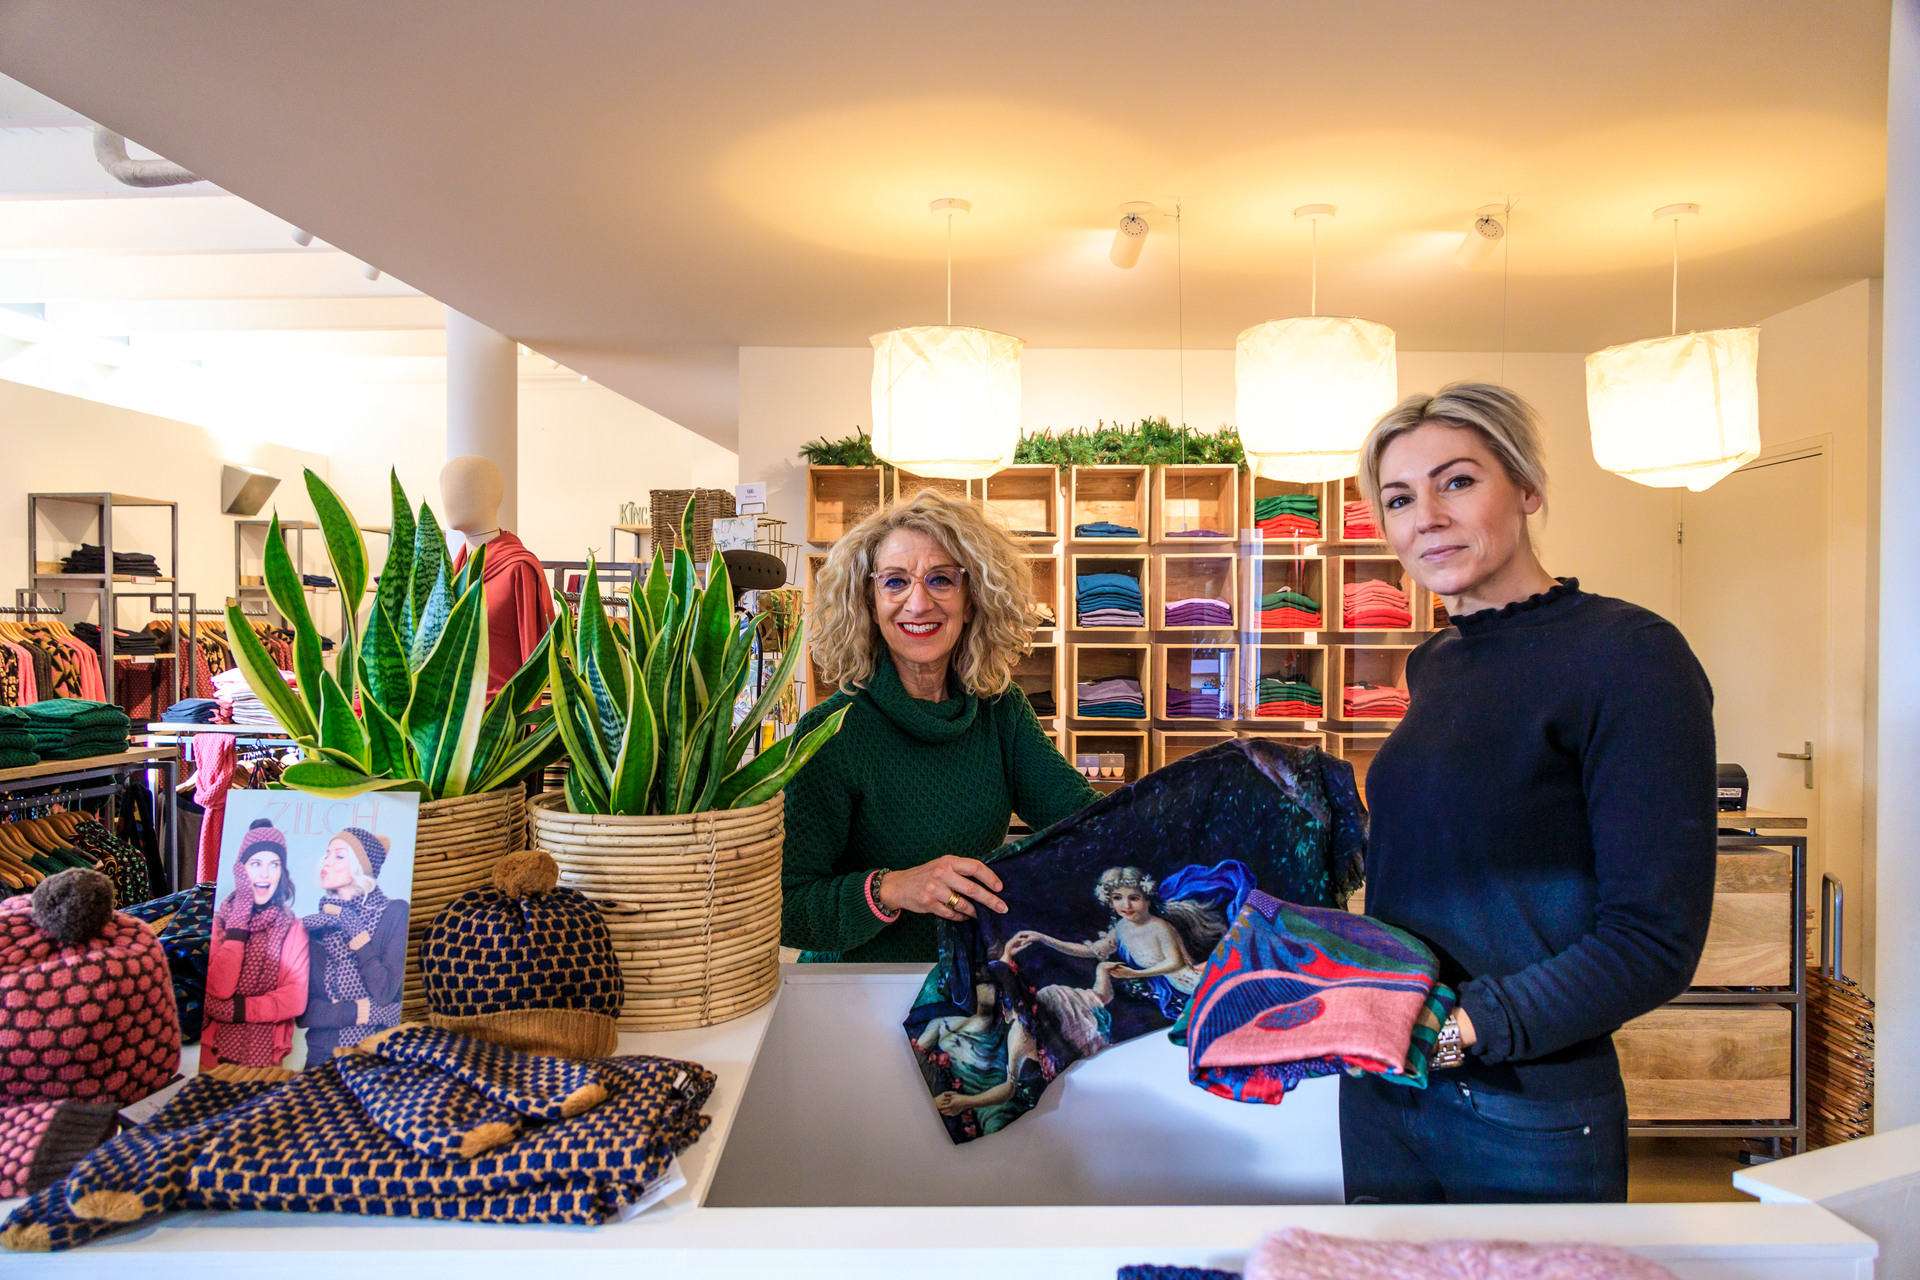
[439,455,555,697]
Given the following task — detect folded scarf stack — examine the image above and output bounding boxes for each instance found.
[1246,1227,1683,1280]
[20,700,131,760]
[1344,682,1409,719]
[160,698,218,725]
[1164,596,1232,627]
[0,707,38,770]
[71,624,160,656]
[1026,688,1057,718]
[1341,501,1382,541]
[212,666,292,728]
[1254,493,1322,539]
[1076,572,1146,628]
[1076,677,1145,719]
[1343,579,1412,629]
[1254,677,1323,719]
[1165,686,1230,719]
[57,545,162,577]
[1,1025,715,1253]
[1073,520,1139,538]
[1257,587,1322,630]
[1176,890,1455,1104]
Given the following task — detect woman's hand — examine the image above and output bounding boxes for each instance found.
[1455,1007,1477,1047]
[877,856,1006,921]
[348,931,371,951]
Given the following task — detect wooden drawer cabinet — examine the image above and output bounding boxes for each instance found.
[1618,1005,1792,1121]
[1691,851,1793,987]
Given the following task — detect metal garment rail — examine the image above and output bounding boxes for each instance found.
[0,751,182,894]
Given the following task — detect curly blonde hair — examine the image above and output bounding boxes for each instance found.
[807,489,1034,698]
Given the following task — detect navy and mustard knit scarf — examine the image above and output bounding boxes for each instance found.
[304,887,399,1033]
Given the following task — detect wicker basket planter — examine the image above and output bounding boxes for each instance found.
[402,785,528,1019]
[528,790,784,1031]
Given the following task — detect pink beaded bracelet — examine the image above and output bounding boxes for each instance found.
[864,868,901,923]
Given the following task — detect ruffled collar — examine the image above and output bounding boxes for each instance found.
[1449,577,1582,636]
[859,649,978,744]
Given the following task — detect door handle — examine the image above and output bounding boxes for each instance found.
[1778,741,1814,789]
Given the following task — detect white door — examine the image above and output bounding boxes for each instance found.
[1678,447,1828,950]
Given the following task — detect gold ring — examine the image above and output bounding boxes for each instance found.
[946,894,962,911]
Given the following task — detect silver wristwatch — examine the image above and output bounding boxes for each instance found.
[1432,1015,1466,1070]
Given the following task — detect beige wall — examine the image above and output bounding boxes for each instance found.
[0,378,327,629]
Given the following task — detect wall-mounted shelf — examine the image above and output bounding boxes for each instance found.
[1152,464,1239,543]
[805,466,884,546]
[1068,466,1149,544]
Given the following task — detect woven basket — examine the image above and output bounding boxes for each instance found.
[402,786,527,1020]
[529,790,783,1031]
[650,488,737,563]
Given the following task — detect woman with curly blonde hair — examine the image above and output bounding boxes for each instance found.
[781,489,1098,962]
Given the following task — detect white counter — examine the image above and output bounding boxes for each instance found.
[3,965,1883,1278]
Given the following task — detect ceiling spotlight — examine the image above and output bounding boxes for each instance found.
[1110,201,1154,269]
[579,373,589,382]
[1455,204,1507,269]
[361,264,382,281]
[289,228,314,247]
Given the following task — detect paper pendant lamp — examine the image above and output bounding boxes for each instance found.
[870,325,1024,481]
[1585,328,1760,491]
[1235,316,1398,482]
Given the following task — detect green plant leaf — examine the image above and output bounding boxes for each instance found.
[361,690,409,778]
[378,471,416,626]
[496,626,554,716]
[409,560,453,673]
[333,632,358,710]
[667,545,695,630]
[641,544,670,635]
[718,707,848,809]
[407,501,446,638]
[404,576,489,796]
[357,592,410,720]
[472,721,563,795]
[283,760,428,799]
[225,601,319,743]
[608,663,658,814]
[564,763,595,814]
[577,557,630,748]
[303,468,368,626]
[453,538,486,601]
[262,512,325,722]
[318,668,370,771]
[713,725,792,809]
[548,627,612,812]
[678,493,697,561]
[724,619,808,771]
[669,695,725,813]
[688,551,735,706]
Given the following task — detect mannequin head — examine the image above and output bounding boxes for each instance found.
[441,455,505,542]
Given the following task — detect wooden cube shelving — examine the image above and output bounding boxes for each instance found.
[1248,555,1326,633]
[891,470,973,505]
[1152,464,1239,543]
[1070,644,1148,722]
[986,465,1061,541]
[1244,473,1330,544]
[1331,476,1386,546]
[806,466,883,545]
[1069,729,1147,791]
[1335,554,1426,634]
[1152,730,1235,771]
[1154,643,1237,722]
[1024,553,1062,634]
[1246,644,1329,724]
[1014,643,1063,724]
[1337,644,1416,723]
[1069,554,1148,631]
[1068,466,1149,544]
[1154,554,1236,630]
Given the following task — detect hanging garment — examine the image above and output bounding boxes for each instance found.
[903,739,1365,1143]
[1176,890,1454,1103]
[3,642,38,706]
[0,646,18,708]
[452,530,558,698]
[68,816,151,909]
[191,733,238,884]
[19,629,82,700]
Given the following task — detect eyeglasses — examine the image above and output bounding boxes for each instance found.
[871,566,968,600]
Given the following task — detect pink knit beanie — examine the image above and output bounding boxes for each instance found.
[235,818,286,866]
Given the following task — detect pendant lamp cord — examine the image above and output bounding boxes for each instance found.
[1500,197,1512,383]
[1670,215,1680,337]
[1177,198,1186,435]
[946,211,954,326]
[1310,216,1319,317]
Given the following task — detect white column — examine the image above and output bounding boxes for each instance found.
[1878,0,1920,1129]
[445,308,520,529]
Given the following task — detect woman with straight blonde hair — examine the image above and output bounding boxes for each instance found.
[1342,382,1717,1204]
[780,489,1097,962]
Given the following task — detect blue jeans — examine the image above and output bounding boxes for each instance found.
[1339,1069,1629,1203]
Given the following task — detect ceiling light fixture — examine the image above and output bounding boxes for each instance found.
[290,228,315,247]
[1110,201,1153,269]
[1234,204,1398,482]
[869,197,1024,481]
[361,264,382,281]
[1585,204,1760,491]
[1455,203,1506,269]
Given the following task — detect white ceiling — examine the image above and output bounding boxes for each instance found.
[0,1,1890,448]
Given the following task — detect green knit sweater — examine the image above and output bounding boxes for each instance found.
[780,651,1100,962]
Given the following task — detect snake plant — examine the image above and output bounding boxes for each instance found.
[549,497,845,815]
[227,470,560,800]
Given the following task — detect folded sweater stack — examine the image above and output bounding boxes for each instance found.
[1,1026,716,1252]
[1163,527,1229,539]
[1253,677,1323,719]
[1026,688,1057,718]
[58,545,162,577]
[1257,587,1322,630]
[1075,572,1145,629]
[1343,579,1412,629]
[1341,501,1381,541]
[1254,493,1321,539]
[1163,596,1232,627]
[71,624,161,656]
[1076,677,1145,719]
[0,707,37,770]
[1344,682,1409,719]
[1177,890,1455,1105]
[213,666,292,728]
[160,698,219,725]
[1164,686,1230,719]
[21,700,131,761]
[1073,520,1138,538]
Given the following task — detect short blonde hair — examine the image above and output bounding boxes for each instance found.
[807,489,1034,698]
[1357,382,1549,528]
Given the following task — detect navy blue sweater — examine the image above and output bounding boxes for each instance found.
[1363,579,1717,1099]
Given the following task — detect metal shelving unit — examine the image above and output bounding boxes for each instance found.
[21,492,186,705]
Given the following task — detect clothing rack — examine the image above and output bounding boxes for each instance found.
[0,778,127,817]
[0,747,181,892]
